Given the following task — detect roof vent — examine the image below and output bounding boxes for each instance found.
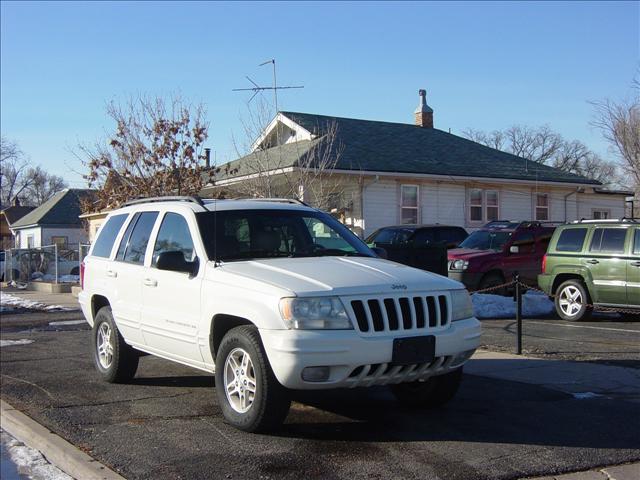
[414,89,433,128]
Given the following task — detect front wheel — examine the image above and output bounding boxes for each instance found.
[215,325,290,433]
[92,306,139,383]
[555,279,592,322]
[391,367,463,408]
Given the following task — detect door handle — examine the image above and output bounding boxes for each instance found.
[106,270,118,278]
[631,261,640,267]
[143,278,158,287]
[586,259,599,265]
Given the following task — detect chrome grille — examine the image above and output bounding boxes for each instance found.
[347,293,450,334]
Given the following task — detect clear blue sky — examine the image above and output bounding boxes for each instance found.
[1,1,638,187]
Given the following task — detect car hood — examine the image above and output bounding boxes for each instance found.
[218,256,463,296]
[448,248,502,261]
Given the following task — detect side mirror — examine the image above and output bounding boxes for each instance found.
[156,251,198,275]
[371,246,388,259]
[509,246,520,254]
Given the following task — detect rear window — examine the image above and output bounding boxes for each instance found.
[555,228,587,252]
[91,214,128,258]
[589,228,627,254]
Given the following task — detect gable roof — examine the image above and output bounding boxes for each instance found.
[223,112,601,186]
[1,205,36,225]
[11,189,96,229]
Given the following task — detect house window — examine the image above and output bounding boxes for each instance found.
[535,193,549,221]
[400,185,419,224]
[592,209,610,220]
[468,188,499,223]
[51,236,68,249]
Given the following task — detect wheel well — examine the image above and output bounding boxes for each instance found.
[551,274,586,295]
[480,270,505,284]
[210,314,255,361]
[91,295,110,319]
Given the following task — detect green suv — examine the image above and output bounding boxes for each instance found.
[538,219,640,321]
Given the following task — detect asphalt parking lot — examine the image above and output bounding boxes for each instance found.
[1,313,639,480]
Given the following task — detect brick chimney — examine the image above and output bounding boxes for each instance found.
[414,89,433,128]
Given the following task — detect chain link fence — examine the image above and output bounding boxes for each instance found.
[3,245,83,285]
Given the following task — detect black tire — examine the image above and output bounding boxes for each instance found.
[215,325,291,433]
[70,266,80,276]
[92,306,139,383]
[391,367,463,408]
[479,272,507,296]
[554,279,592,322]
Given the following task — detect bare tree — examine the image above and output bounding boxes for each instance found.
[590,78,640,187]
[226,100,350,212]
[77,94,215,212]
[462,125,622,184]
[1,136,68,206]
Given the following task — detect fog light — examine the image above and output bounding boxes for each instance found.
[301,366,331,382]
[451,349,475,367]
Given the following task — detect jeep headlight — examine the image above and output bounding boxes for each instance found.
[279,297,353,330]
[450,259,469,271]
[450,289,474,322]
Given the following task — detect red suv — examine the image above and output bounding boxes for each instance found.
[447,221,556,293]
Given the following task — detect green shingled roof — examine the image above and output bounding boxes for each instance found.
[222,112,601,185]
[11,189,95,229]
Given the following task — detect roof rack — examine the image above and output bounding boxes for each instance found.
[121,196,206,208]
[226,197,310,207]
[571,217,639,224]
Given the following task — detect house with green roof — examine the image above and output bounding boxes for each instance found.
[11,188,95,250]
[203,91,628,236]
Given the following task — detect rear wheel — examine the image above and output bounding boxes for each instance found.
[215,325,290,432]
[391,367,463,408]
[555,279,592,321]
[92,306,139,383]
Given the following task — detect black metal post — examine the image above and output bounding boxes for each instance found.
[514,272,522,355]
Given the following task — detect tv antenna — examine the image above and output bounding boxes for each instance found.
[232,59,303,113]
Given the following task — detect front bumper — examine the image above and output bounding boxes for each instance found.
[447,271,484,291]
[260,317,481,389]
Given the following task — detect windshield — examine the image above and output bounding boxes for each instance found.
[196,209,374,262]
[458,230,512,252]
[366,228,415,245]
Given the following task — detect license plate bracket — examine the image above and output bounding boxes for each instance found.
[392,336,436,365]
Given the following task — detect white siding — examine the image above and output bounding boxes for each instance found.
[363,180,397,234]
[577,193,626,220]
[15,227,41,248]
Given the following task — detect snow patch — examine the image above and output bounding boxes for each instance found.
[1,430,73,480]
[0,293,71,312]
[472,291,555,319]
[31,274,79,284]
[0,339,34,347]
[48,320,86,326]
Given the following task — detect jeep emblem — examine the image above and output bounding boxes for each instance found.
[391,284,408,290]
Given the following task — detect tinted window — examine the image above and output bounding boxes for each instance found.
[589,228,627,254]
[556,228,587,252]
[459,230,512,252]
[412,229,436,246]
[152,213,195,267]
[511,231,535,254]
[634,229,640,255]
[436,227,467,248]
[92,214,127,258]
[368,228,414,245]
[117,212,158,265]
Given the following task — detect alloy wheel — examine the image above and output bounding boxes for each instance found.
[97,322,114,369]
[559,285,583,317]
[224,348,257,413]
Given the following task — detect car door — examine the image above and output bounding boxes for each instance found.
[504,230,537,285]
[627,228,640,306]
[585,227,628,305]
[140,211,204,365]
[110,211,159,346]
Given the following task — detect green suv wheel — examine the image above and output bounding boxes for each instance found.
[555,279,592,322]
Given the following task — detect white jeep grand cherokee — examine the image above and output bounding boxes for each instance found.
[79,197,480,432]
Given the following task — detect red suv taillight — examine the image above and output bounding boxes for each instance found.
[80,261,85,289]
[541,254,547,274]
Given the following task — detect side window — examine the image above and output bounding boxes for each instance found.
[92,214,127,258]
[556,228,587,252]
[116,212,159,265]
[152,213,196,267]
[633,229,640,255]
[412,229,435,246]
[590,228,627,254]
[511,231,535,254]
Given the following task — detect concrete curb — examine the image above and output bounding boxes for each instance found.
[1,399,125,480]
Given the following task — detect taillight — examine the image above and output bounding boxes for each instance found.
[541,254,547,274]
[80,261,85,289]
